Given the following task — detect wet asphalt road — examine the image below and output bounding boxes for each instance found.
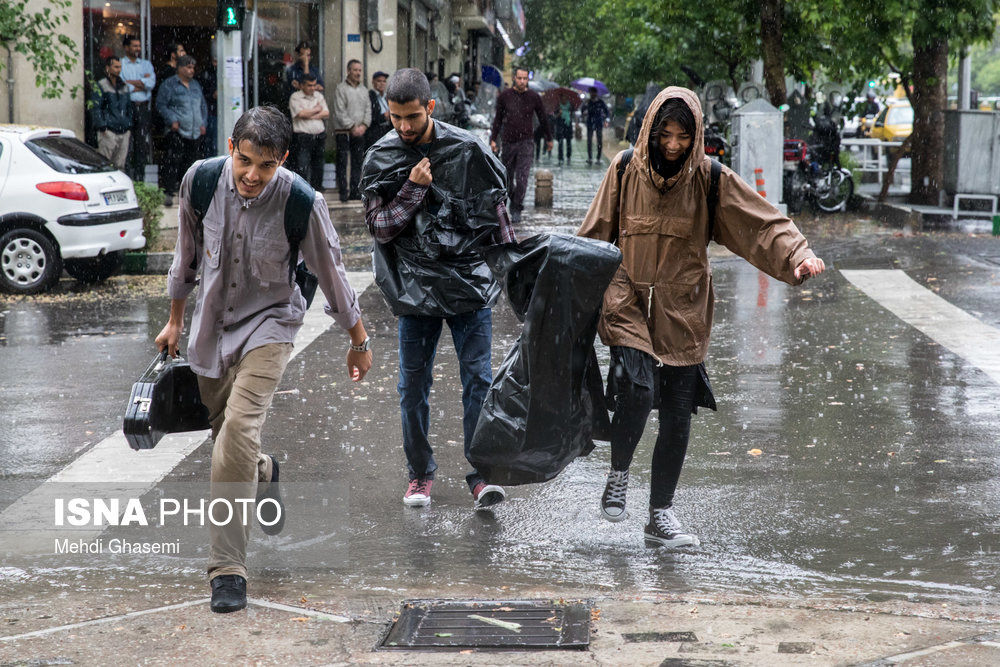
[1,152,999,612]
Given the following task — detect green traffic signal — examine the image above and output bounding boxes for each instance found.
[217,1,244,31]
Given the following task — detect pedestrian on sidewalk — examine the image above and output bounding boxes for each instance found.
[286,41,325,94]
[555,99,574,165]
[490,66,551,222]
[361,68,513,511]
[577,86,826,548]
[120,35,155,182]
[155,106,373,614]
[364,70,392,150]
[583,86,609,165]
[156,55,207,206]
[289,72,330,191]
[91,56,133,170]
[332,59,371,202]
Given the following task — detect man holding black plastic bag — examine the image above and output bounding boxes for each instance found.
[361,68,515,510]
[155,106,372,614]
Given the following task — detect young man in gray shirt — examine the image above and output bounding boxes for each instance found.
[156,106,373,614]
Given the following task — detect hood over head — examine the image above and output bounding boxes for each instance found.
[632,86,705,190]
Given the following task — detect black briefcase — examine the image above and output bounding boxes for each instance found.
[123,351,211,450]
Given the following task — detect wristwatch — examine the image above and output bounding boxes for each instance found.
[349,336,371,352]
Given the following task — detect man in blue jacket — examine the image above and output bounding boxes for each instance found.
[92,56,133,170]
[156,55,207,206]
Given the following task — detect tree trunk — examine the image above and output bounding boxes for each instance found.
[760,0,786,107]
[908,36,948,206]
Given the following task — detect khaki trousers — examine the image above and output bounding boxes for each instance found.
[197,342,293,581]
[97,129,130,170]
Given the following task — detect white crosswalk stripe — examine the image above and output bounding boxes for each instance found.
[0,272,373,554]
[841,269,1000,386]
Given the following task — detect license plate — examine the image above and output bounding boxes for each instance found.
[103,190,128,205]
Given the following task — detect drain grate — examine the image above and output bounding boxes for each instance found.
[376,599,591,651]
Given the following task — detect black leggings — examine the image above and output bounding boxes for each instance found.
[609,352,698,509]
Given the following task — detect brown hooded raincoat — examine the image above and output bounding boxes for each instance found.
[577,87,817,366]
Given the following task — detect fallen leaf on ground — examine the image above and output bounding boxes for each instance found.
[747,448,763,456]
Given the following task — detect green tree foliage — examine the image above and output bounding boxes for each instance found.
[0,0,79,102]
[975,57,1000,95]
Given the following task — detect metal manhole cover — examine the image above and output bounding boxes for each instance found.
[376,599,591,651]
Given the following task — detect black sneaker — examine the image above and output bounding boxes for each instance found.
[257,455,284,535]
[600,469,629,522]
[210,574,247,613]
[644,507,698,547]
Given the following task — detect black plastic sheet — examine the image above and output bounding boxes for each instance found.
[469,233,621,485]
[361,121,508,317]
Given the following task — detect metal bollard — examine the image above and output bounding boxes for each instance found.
[535,169,554,208]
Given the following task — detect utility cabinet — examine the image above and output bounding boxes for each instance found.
[943,110,1000,195]
[732,98,784,212]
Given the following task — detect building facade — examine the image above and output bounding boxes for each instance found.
[1,0,525,139]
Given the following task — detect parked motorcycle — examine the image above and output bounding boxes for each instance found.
[782,113,853,213]
[704,121,731,164]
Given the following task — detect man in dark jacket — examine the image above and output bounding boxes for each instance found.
[92,56,133,169]
[364,70,392,150]
[362,68,515,511]
[489,67,551,222]
[582,87,609,165]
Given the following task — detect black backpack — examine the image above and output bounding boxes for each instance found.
[614,148,722,245]
[189,157,319,307]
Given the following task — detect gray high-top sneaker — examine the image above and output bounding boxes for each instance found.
[600,469,629,522]
[644,507,698,547]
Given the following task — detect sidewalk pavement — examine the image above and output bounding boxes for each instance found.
[1,581,998,665]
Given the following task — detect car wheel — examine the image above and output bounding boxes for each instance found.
[64,251,125,284]
[0,228,63,295]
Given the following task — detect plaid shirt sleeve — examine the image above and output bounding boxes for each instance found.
[494,201,517,244]
[364,179,428,243]
[365,179,517,245]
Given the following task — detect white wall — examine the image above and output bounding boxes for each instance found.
[0,0,85,134]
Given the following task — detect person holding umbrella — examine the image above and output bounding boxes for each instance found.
[542,87,580,166]
[490,67,552,222]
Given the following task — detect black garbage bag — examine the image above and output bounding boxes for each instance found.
[469,233,621,486]
[361,120,507,317]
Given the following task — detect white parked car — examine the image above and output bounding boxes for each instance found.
[0,125,146,294]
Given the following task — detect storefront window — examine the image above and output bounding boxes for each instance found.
[251,0,321,111]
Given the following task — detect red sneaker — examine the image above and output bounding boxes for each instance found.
[403,478,432,506]
[471,482,506,510]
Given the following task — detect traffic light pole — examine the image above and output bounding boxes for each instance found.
[216,28,244,154]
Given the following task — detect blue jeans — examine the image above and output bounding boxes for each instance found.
[398,308,492,491]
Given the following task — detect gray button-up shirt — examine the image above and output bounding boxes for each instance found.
[167,159,361,378]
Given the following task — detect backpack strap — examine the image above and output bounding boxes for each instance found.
[610,147,634,246]
[706,158,722,246]
[283,173,317,286]
[188,156,228,271]
[191,156,229,225]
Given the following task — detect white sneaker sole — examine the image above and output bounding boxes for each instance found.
[473,485,506,510]
[644,533,699,548]
[600,507,629,522]
[403,495,430,507]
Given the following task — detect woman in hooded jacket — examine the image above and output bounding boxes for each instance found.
[577,86,826,546]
